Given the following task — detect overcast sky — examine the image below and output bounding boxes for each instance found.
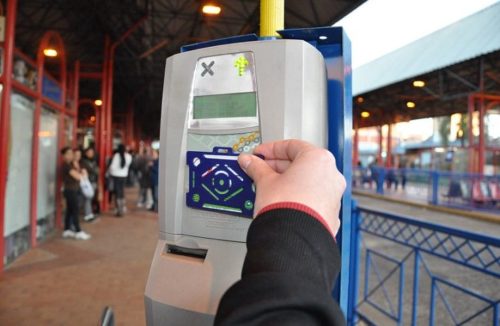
[334,0,500,68]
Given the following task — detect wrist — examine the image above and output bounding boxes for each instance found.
[257,202,336,239]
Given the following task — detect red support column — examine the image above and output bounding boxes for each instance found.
[30,92,42,247]
[467,95,475,173]
[353,125,359,167]
[99,16,147,211]
[101,17,146,212]
[0,0,18,271]
[95,104,101,155]
[386,124,392,168]
[106,50,114,158]
[106,16,147,157]
[55,113,65,229]
[377,126,383,165]
[125,100,134,147]
[100,36,110,212]
[73,61,80,147]
[478,98,485,174]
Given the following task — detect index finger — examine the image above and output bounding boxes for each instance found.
[253,139,315,161]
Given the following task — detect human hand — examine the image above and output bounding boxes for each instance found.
[238,140,345,236]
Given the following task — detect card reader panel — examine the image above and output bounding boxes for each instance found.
[186,147,255,217]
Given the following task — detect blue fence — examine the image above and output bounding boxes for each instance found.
[347,205,500,325]
[353,167,500,214]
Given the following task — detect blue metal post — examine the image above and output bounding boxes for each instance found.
[411,249,421,326]
[431,171,439,205]
[364,250,371,301]
[494,303,499,326]
[322,31,352,314]
[278,26,352,315]
[429,278,436,326]
[398,261,405,325]
[347,200,361,324]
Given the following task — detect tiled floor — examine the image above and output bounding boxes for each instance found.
[0,189,158,325]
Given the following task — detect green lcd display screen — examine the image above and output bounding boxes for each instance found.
[193,92,257,119]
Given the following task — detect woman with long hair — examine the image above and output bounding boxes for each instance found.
[81,146,99,221]
[108,144,132,216]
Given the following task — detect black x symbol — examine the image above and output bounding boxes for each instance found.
[201,61,215,77]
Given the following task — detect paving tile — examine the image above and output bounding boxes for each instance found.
[0,188,158,326]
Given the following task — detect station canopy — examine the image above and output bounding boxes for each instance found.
[14,0,365,135]
[353,2,500,129]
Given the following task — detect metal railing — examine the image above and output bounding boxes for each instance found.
[347,205,500,325]
[353,167,500,214]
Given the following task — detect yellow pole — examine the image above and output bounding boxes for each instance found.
[260,0,284,37]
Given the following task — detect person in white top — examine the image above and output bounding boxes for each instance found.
[108,144,132,216]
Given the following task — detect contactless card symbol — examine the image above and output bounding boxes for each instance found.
[186,147,255,217]
[234,56,249,77]
[201,61,215,77]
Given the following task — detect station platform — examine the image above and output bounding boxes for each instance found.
[0,188,157,326]
[354,193,500,236]
[354,188,500,226]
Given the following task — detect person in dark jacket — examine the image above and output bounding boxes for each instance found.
[215,139,346,325]
[60,147,91,240]
[134,148,152,208]
[149,149,159,212]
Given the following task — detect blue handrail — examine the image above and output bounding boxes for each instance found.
[348,205,500,326]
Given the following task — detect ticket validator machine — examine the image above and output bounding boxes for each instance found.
[145,27,353,325]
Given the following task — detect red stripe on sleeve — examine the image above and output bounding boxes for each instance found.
[257,202,336,240]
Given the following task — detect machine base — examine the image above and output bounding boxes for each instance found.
[145,236,246,325]
[145,296,214,326]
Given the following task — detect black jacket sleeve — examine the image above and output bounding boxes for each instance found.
[215,208,345,326]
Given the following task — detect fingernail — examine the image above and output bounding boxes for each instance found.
[238,154,252,170]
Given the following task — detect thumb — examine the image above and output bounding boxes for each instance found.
[238,154,274,184]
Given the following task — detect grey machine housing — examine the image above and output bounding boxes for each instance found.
[145,39,328,325]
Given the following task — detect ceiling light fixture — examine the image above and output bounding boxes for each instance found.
[406,101,416,108]
[413,80,425,88]
[43,48,58,57]
[202,4,221,15]
[361,111,370,118]
[94,99,103,106]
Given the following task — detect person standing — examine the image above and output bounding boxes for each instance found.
[126,147,137,187]
[134,148,152,208]
[61,147,91,240]
[73,147,84,213]
[149,149,159,212]
[108,144,132,217]
[81,147,99,221]
[400,162,408,190]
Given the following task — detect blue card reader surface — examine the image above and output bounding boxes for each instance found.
[186,147,255,217]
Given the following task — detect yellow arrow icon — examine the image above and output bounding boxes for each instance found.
[234,56,249,76]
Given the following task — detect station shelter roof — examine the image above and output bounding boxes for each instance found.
[353,2,500,129]
[14,0,365,136]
